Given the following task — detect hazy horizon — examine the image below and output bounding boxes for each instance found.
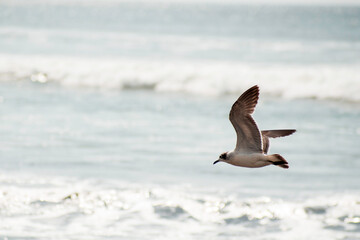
[2,0,360,5]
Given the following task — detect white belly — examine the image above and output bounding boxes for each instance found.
[228,153,270,168]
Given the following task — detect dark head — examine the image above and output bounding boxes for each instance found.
[213,152,228,165]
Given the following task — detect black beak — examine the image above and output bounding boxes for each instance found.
[213,159,220,165]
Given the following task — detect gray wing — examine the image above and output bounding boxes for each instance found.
[261,129,296,154]
[262,134,270,154]
[229,85,262,153]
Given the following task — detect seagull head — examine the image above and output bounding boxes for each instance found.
[213,152,228,164]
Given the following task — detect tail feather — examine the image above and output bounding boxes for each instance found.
[267,154,289,169]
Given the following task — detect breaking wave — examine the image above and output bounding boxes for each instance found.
[0,173,359,240]
[1,55,360,102]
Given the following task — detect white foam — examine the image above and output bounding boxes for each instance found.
[0,172,359,239]
[1,54,360,102]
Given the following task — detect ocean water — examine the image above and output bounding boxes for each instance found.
[1,1,360,239]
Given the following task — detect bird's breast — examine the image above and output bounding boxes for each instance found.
[228,153,269,168]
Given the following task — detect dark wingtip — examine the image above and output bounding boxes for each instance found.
[235,85,260,115]
[289,129,296,134]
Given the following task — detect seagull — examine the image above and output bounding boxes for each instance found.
[213,85,295,169]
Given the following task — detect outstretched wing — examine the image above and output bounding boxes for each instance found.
[229,85,262,153]
[261,129,296,154]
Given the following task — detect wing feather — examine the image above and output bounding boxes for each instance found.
[261,129,296,138]
[261,129,296,154]
[229,85,262,153]
[262,134,270,154]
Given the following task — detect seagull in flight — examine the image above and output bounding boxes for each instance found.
[213,85,295,169]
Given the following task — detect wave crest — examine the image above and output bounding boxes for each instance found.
[1,173,360,239]
[1,55,360,102]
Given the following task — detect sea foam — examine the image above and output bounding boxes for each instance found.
[0,172,359,240]
[1,55,359,102]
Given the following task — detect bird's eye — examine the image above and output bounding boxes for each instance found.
[220,153,226,159]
